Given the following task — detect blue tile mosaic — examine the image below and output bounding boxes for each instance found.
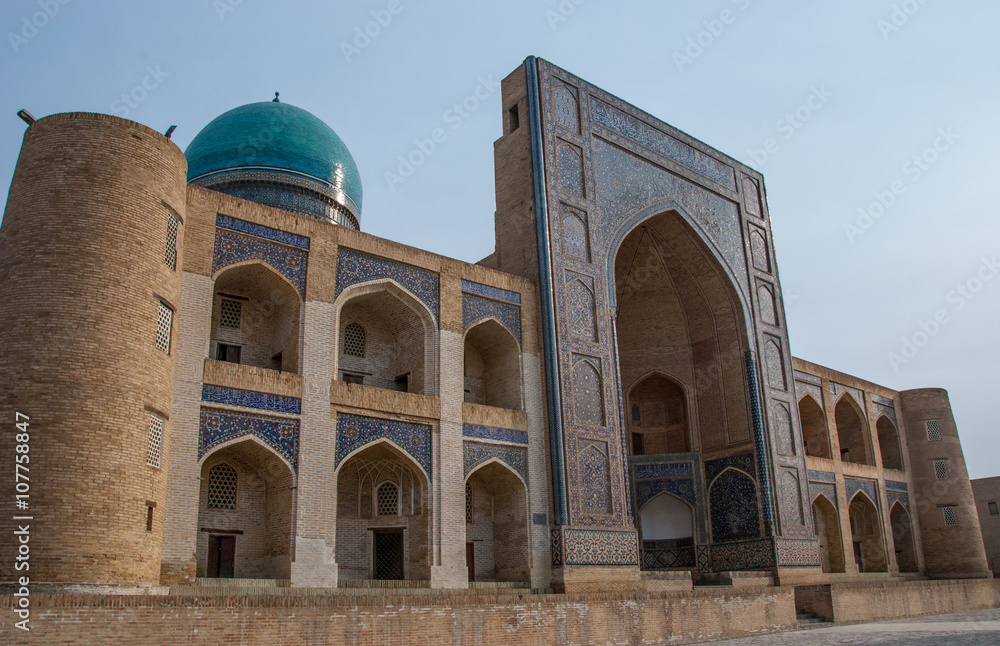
[831,382,865,408]
[462,293,521,343]
[810,482,837,508]
[793,370,822,385]
[552,80,580,133]
[705,453,756,485]
[462,424,528,445]
[709,468,761,543]
[710,538,775,571]
[775,538,822,567]
[335,248,440,322]
[461,279,521,304]
[551,528,564,566]
[201,384,301,415]
[778,470,804,527]
[743,352,775,536]
[581,441,611,513]
[464,440,527,481]
[562,528,639,566]
[636,478,695,508]
[696,545,711,573]
[634,462,694,480]
[885,480,908,492]
[336,413,431,477]
[874,402,897,424]
[845,478,878,505]
[807,470,837,483]
[216,214,310,249]
[565,272,598,342]
[642,545,695,569]
[199,407,299,472]
[887,490,911,514]
[212,228,308,297]
[557,142,585,197]
[871,393,895,407]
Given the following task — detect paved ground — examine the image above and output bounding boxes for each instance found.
[710,608,1000,645]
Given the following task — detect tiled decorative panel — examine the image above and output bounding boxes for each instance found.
[885,480,908,492]
[871,393,895,407]
[709,469,761,543]
[556,141,585,196]
[705,453,756,485]
[873,402,897,424]
[809,482,837,508]
[831,382,865,407]
[845,478,878,505]
[216,214,310,249]
[460,279,521,304]
[775,538,822,567]
[201,384,302,415]
[710,538,775,571]
[335,248,440,321]
[464,441,527,481]
[462,293,521,342]
[742,175,762,216]
[636,478,695,508]
[560,207,591,262]
[772,402,795,456]
[696,545,711,573]
[551,529,564,566]
[565,272,598,342]
[807,470,836,483]
[212,228,308,297]
[634,462,694,480]
[552,80,580,132]
[336,413,432,477]
[795,380,824,405]
[462,424,528,445]
[580,440,611,513]
[199,407,299,472]
[793,370,822,385]
[778,469,804,528]
[560,528,639,567]
[887,490,911,514]
[571,356,605,426]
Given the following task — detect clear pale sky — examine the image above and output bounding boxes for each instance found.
[2,1,997,477]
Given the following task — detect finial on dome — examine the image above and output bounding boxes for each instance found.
[273,92,280,102]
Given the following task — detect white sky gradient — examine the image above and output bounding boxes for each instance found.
[1,1,997,476]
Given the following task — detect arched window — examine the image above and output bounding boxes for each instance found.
[207,463,237,510]
[344,322,366,357]
[376,481,399,516]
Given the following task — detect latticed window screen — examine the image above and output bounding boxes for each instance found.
[344,323,366,357]
[155,303,173,353]
[207,463,238,509]
[164,211,179,270]
[943,506,958,526]
[933,459,949,480]
[465,482,473,524]
[145,416,164,468]
[925,419,941,441]
[377,482,399,516]
[220,299,242,328]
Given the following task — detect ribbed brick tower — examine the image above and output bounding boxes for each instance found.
[0,113,187,585]
[899,388,990,579]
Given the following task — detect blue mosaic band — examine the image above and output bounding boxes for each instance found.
[885,480,908,492]
[335,248,440,322]
[845,478,878,505]
[201,384,302,415]
[216,214,310,249]
[212,228,308,297]
[335,413,432,477]
[462,293,521,342]
[463,441,528,481]
[744,351,776,537]
[460,279,521,304]
[560,528,639,567]
[199,407,299,473]
[462,424,528,445]
[807,470,837,483]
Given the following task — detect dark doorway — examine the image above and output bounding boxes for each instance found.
[466,542,476,581]
[373,530,405,580]
[207,535,236,578]
[853,541,864,572]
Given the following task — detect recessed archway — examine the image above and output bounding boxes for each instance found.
[848,493,887,572]
[890,503,918,573]
[210,263,302,373]
[877,416,904,471]
[812,495,845,573]
[463,319,522,410]
[465,461,530,584]
[627,373,690,456]
[798,395,831,459]
[196,438,295,579]
[835,396,873,466]
[638,493,695,570]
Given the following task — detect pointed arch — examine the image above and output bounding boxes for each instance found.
[835,394,873,466]
[798,394,831,459]
[709,468,760,543]
[465,460,530,583]
[876,415,903,471]
[890,502,918,572]
[848,491,887,572]
[572,358,605,426]
[626,371,690,455]
[639,492,696,570]
[463,317,523,410]
[811,494,845,573]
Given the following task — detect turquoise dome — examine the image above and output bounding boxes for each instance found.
[185,100,362,226]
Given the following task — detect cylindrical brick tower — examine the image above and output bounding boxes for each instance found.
[0,112,187,585]
[898,388,990,579]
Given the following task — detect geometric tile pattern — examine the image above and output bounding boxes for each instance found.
[580,441,611,513]
[809,482,837,508]
[709,468,761,543]
[885,480,909,492]
[461,424,528,445]
[636,478,695,508]
[807,470,837,483]
[831,382,865,408]
[871,393,895,407]
[212,228,308,298]
[845,478,878,505]
[551,528,564,566]
[775,538,822,567]
[199,407,299,472]
[710,538,776,571]
[463,440,527,481]
[705,453,756,485]
[336,248,439,322]
[777,469,804,527]
[873,402,897,424]
[634,462,694,480]
[216,213,311,249]
[561,528,640,566]
[743,352,775,537]
[462,293,521,343]
[793,370,822,385]
[887,489,911,515]
[642,545,695,569]
[201,384,302,415]
[460,279,521,304]
[696,545,711,573]
[336,413,432,477]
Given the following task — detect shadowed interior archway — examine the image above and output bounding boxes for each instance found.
[849,493,887,573]
[798,395,831,459]
[835,396,873,466]
[890,503,918,573]
[626,373,689,456]
[812,494,845,573]
[464,318,522,410]
[465,461,530,583]
[877,416,903,471]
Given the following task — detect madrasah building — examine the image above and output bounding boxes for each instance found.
[0,58,994,636]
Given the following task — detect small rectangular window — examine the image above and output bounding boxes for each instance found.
[155,302,173,353]
[395,373,410,392]
[943,506,958,526]
[933,459,949,480]
[219,299,242,328]
[508,104,520,132]
[925,419,941,441]
[343,373,364,385]
[146,416,164,468]
[216,343,241,364]
[164,210,180,270]
[989,501,999,516]
[145,502,155,532]
[631,433,645,456]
